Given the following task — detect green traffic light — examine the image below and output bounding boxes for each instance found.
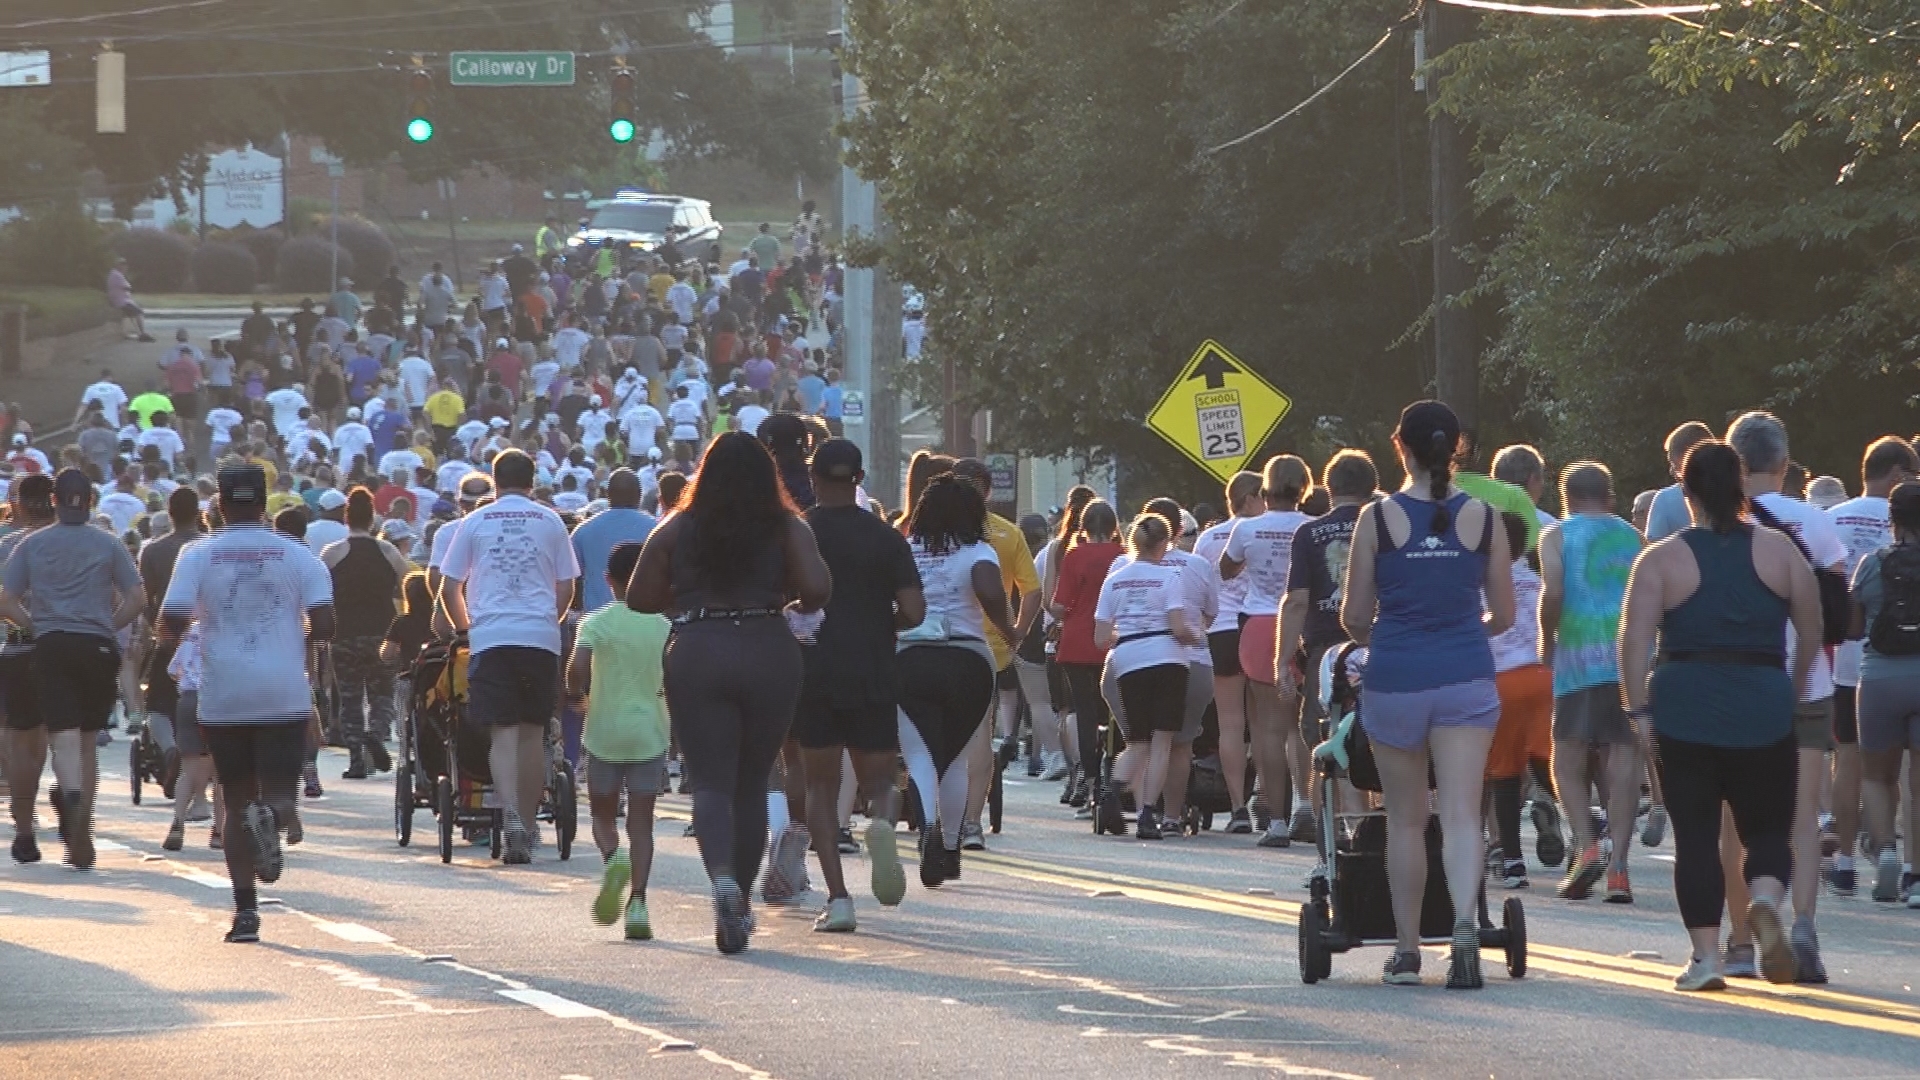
[407,117,434,143]
[609,118,636,143]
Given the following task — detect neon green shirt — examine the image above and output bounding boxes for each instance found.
[576,604,671,763]
[1455,470,1541,553]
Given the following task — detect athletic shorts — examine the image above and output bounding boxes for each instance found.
[1102,660,1212,746]
[0,647,41,731]
[32,632,121,733]
[586,752,668,799]
[1833,684,1857,745]
[1552,683,1632,746]
[1856,673,1920,753]
[790,697,898,753]
[466,646,559,728]
[1237,614,1278,686]
[170,391,200,422]
[1487,664,1552,779]
[996,663,1019,692]
[1207,630,1242,678]
[1794,697,1836,752]
[1360,678,1501,753]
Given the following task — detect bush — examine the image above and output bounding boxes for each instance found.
[0,200,111,288]
[189,240,258,294]
[275,235,353,293]
[235,228,283,280]
[110,227,193,292]
[314,216,393,286]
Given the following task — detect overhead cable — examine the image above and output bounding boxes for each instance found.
[1435,0,1717,16]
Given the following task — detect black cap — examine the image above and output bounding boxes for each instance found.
[13,472,53,511]
[218,464,267,508]
[53,468,94,524]
[950,457,990,483]
[809,438,863,481]
[1395,400,1462,460]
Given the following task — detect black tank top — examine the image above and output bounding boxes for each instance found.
[331,535,398,638]
[668,518,789,615]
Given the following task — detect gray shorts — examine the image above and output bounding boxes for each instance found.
[1857,675,1920,753]
[586,752,668,799]
[1553,683,1633,746]
[1360,678,1501,752]
[1101,660,1214,746]
[174,690,207,757]
[1794,697,1836,752]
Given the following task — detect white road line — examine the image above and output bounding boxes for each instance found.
[497,988,608,1019]
[174,868,230,890]
[313,921,394,944]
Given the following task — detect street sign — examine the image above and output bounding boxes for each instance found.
[986,453,1018,506]
[1145,339,1293,483]
[448,51,575,86]
[841,390,866,425]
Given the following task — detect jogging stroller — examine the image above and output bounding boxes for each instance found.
[1296,643,1525,984]
[392,637,577,864]
[131,639,179,805]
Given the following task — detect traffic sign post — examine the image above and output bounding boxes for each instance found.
[1145,340,1293,483]
[448,52,576,86]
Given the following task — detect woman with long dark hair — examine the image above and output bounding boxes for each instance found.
[900,450,957,535]
[758,412,817,510]
[898,475,1014,887]
[627,432,832,954]
[1050,500,1123,812]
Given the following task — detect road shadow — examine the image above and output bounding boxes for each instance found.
[0,887,145,925]
[0,941,200,1044]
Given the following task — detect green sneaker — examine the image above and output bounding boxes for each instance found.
[624,896,652,941]
[867,820,906,907]
[593,851,631,927]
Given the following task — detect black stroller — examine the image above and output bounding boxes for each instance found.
[392,638,577,864]
[1297,643,1525,984]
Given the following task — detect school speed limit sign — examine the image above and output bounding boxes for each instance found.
[1146,340,1292,483]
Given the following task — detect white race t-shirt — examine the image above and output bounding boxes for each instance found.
[1754,492,1847,702]
[621,404,664,449]
[1191,517,1250,633]
[332,422,374,471]
[578,409,613,450]
[1827,494,1889,687]
[136,426,185,467]
[668,399,702,442]
[1110,549,1216,667]
[907,538,998,644]
[206,407,244,447]
[428,515,462,570]
[265,388,308,436]
[436,460,475,495]
[98,491,146,536]
[438,494,581,655]
[305,518,348,555]
[452,420,488,454]
[551,326,591,371]
[378,449,425,480]
[162,526,333,725]
[1488,560,1543,674]
[1095,557,1190,676]
[81,380,128,427]
[734,404,770,436]
[1222,509,1311,616]
[553,491,588,512]
[397,355,436,408]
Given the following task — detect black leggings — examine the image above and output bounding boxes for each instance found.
[203,722,305,912]
[1062,662,1108,775]
[664,620,802,888]
[1655,732,1797,929]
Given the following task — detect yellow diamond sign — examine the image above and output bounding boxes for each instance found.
[1146,340,1293,483]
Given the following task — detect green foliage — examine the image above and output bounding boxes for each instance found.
[276,236,353,293]
[315,218,395,285]
[110,227,194,292]
[0,99,83,215]
[0,201,111,288]
[190,241,259,294]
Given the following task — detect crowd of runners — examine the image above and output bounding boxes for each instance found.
[0,210,1914,989]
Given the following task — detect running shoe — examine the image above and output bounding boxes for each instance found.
[1381,949,1422,986]
[47,785,67,845]
[867,820,906,907]
[1288,809,1317,844]
[163,820,185,852]
[1061,771,1079,805]
[1790,918,1827,984]
[365,738,392,774]
[1041,752,1070,782]
[1871,849,1901,903]
[1250,797,1272,834]
[1502,860,1530,890]
[1722,942,1757,979]
[1096,790,1127,837]
[1530,801,1565,867]
[1824,861,1856,897]
[1136,808,1163,841]
[837,827,859,854]
[501,810,532,865]
[185,793,212,823]
[1445,919,1484,989]
[1673,956,1726,992]
[284,810,303,847]
[1256,823,1292,848]
[959,821,986,851]
[1225,808,1253,835]
[712,876,750,955]
[243,803,282,883]
[341,749,369,780]
[593,851,632,926]
[11,831,39,864]
[59,789,93,870]
[1905,873,1920,908]
[1604,868,1633,904]
[209,827,222,851]
[225,909,260,944]
[814,897,857,933]
[624,897,652,941]
[918,829,945,890]
[1747,898,1798,985]
[302,764,323,799]
[1556,842,1605,900]
[763,824,809,903]
[1639,805,1667,848]
[943,840,963,882]
[1069,775,1090,809]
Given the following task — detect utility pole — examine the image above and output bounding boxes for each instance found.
[833,0,899,505]
[869,217,901,504]
[1424,0,1478,432]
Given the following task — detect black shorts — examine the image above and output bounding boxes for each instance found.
[465,646,559,728]
[170,391,200,421]
[1116,663,1190,739]
[1208,630,1242,678]
[1834,684,1857,746]
[32,632,121,732]
[995,663,1019,692]
[0,647,42,731]
[791,697,897,753]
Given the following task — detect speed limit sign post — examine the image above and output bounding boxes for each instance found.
[1145,340,1293,483]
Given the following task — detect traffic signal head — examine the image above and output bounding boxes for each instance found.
[407,67,434,143]
[610,66,635,143]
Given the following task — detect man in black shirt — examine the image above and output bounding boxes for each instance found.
[789,439,924,932]
[373,265,407,322]
[240,301,277,365]
[287,298,322,363]
[502,244,540,299]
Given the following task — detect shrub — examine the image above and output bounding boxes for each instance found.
[314,216,393,286]
[110,227,193,292]
[210,225,283,281]
[0,200,111,288]
[275,235,353,293]
[189,240,258,294]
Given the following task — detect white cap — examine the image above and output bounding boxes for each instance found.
[317,489,347,510]
[345,406,361,420]
[495,337,510,348]
[488,416,509,428]
[647,447,662,461]
[10,434,24,446]
[589,395,602,407]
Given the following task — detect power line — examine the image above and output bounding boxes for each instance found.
[1434,0,1716,15]
[1202,17,1411,156]
[0,0,232,32]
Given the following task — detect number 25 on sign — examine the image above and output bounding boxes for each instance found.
[1146,340,1292,483]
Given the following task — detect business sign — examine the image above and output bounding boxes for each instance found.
[841,390,865,425]
[203,146,283,229]
[1145,340,1293,483]
[449,52,576,86]
[986,453,1018,506]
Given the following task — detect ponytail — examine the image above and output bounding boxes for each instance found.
[1415,429,1456,534]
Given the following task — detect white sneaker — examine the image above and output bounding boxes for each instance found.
[1673,956,1726,992]
[1041,751,1070,782]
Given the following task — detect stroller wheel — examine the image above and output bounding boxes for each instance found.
[1502,897,1527,979]
[1299,899,1332,984]
[988,764,1004,835]
[435,776,455,864]
[554,761,577,861]
[128,740,143,805]
[394,764,414,847]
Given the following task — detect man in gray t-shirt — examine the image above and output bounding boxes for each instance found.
[0,469,145,870]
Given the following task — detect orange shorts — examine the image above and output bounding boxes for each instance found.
[1487,664,1552,779]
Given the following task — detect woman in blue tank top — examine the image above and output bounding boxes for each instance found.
[1340,400,1515,990]
[1618,440,1821,991]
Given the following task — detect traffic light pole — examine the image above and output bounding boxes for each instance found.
[834,5,899,506]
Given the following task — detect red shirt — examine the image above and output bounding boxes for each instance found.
[372,482,409,517]
[165,352,201,395]
[1051,540,1123,665]
[487,349,523,390]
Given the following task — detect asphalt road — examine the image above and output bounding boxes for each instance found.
[4,744,1918,1080]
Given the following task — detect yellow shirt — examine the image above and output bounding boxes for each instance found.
[982,511,1041,669]
[266,491,302,518]
[248,457,278,492]
[649,273,674,304]
[413,446,437,471]
[424,390,465,428]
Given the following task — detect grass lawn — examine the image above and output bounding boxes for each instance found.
[0,285,115,338]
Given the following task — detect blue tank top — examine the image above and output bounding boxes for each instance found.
[1366,492,1495,694]
[1551,514,1639,696]
[1649,527,1792,747]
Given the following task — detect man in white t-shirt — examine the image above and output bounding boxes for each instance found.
[733,393,770,438]
[1189,470,1263,833]
[436,457,475,496]
[160,464,335,944]
[397,352,436,414]
[667,386,704,449]
[264,384,309,438]
[205,402,245,458]
[620,399,665,457]
[97,471,148,536]
[438,450,579,864]
[577,397,613,453]
[332,408,374,475]
[1822,435,1918,896]
[452,416,489,457]
[136,413,187,470]
[77,371,129,428]
[378,440,424,480]
[1728,410,1847,982]
[550,315,591,373]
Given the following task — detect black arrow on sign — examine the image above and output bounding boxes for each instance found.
[1188,348,1241,390]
